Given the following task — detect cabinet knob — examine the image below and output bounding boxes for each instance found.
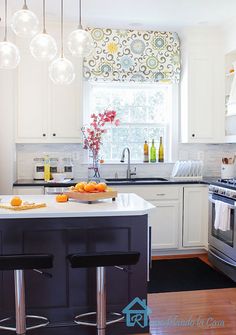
[192,134,195,138]
[53,133,56,137]
[43,133,46,137]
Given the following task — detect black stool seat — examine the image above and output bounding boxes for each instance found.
[67,251,140,268]
[0,254,53,271]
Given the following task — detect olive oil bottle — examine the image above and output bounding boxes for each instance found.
[158,136,164,162]
[150,139,156,163]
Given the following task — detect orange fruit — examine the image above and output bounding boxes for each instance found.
[95,183,107,192]
[75,182,87,191]
[89,181,97,185]
[77,188,85,193]
[84,183,96,192]
[10,196,22,206]
[56,194,68,202]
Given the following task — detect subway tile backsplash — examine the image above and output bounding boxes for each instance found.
[16,143,236,180]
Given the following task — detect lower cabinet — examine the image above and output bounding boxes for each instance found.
[114,184,208,252]
[114,185,182,251]
[183,186,208,248]
[13,186,45,195]
[150,200,180,249]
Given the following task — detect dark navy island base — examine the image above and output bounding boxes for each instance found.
[0,215,149,335]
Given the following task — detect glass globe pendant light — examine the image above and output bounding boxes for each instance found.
[11,0,39,38]
[30,0,57,62]
[0,0,20,69]
[67,0,93,57]
[49,0,75,85]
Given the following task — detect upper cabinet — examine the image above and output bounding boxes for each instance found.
[225,51,236,142]
[180,28,225,143]
[15,26,83,144]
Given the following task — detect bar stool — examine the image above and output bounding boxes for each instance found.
[0,254,53,335]
[67,251,140,335]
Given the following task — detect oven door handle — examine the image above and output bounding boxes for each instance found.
[208,196,236,210]
[209,249,236,268]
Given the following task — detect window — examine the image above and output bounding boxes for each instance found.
[84,81,177,162]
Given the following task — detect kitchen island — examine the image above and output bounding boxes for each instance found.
[0,193,153,335]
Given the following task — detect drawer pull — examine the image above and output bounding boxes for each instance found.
[156,193,165,196]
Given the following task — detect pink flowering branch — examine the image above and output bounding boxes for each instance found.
[82,110,119,158]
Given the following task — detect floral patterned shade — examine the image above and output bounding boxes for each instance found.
[83,28,180,83]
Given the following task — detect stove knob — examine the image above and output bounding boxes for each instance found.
[226,190,231,197]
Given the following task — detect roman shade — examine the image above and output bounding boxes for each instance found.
[83,28,180,83]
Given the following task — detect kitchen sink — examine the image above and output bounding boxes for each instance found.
[105,177,168,183]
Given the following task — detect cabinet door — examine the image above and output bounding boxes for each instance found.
[49,59,83,142]
[181,36,225,144]
[183,186,208,247]
[150,200,180,249]
[16,51,48,142]
[188,53,214,141]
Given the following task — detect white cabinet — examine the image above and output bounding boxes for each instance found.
[13,186,45,195]
[49,77,82,140]
[225,51,236,142]
[16,51,47,141]
[114,185,182,250]
[181,29,225,143]
[16,49,83,143]
[150,200,180,249]
[183,186,208,248]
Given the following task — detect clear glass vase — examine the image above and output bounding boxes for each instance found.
[88,150,100,181]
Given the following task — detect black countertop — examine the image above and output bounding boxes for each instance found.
[13,177,215,187]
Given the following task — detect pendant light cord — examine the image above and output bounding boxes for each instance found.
[4,0,7,41]
[78,0,82,29]
[61,0,64,57]
[23,0,28,10]
[43,0,46,33]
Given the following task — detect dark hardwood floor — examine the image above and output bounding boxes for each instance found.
[137,253,236,335]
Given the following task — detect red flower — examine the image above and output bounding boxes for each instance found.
[82,110,119,157]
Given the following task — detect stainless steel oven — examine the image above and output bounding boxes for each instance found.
[208,185,236,281]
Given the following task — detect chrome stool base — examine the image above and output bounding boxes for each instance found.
[0,315,49,332]
[74,266,124,334]
[0,269,50,334]
[74,311,124,327]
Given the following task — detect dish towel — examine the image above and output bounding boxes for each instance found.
[214,200,231,231]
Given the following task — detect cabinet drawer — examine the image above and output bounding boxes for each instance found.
[143,186,180,200]
[114,185,181,201]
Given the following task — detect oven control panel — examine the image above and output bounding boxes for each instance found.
[209,185,236,199]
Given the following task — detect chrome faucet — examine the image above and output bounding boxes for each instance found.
[120,147,136,179]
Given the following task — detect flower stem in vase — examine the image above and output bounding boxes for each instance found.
[88,151,100,181]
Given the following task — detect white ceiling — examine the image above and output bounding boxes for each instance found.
[1,0,236,31]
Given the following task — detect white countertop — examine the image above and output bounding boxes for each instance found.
[0,193,154,219]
